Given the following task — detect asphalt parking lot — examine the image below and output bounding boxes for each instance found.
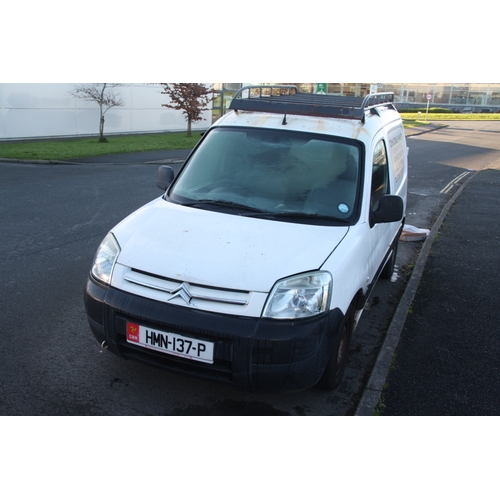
[2,121,500,416]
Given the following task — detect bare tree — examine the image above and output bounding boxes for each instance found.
[159,83,215,137]
[69,83,124,142]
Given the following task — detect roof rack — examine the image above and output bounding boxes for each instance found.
[229,85,396,122]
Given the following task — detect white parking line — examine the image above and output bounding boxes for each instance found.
[440,171,471,194]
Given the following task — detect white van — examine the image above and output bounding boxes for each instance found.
[84,86,408,393]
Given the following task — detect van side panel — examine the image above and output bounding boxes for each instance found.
[387,123,408,207]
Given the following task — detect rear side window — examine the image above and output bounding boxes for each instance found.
[371,140,390,211]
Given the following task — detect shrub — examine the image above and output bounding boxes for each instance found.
[398,107,457,114]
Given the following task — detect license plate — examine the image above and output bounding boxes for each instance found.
[126,322,214,364]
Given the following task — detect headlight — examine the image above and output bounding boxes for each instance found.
[91,232,120,285]
[263,271,332,319]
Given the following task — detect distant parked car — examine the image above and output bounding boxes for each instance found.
[462,107,474,113]
[480,108,493,113]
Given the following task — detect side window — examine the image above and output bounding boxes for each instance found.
[371,140,390,211]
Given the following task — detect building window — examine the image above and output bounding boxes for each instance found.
[212,84,243,122]
[450,85,469,105]
[488,92,500,106]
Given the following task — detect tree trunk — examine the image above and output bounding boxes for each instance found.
[187,118,192,137]
[98,85,108,143]
[99,115,107,143]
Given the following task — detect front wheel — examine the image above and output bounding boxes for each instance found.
[317,312,353,390]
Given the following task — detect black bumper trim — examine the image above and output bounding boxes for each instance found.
[84,278,344,393]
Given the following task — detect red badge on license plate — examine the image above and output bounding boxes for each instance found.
[127,322,140,343]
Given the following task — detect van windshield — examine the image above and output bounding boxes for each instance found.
[168,127,363,224]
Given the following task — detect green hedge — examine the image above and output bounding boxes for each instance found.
[401,113,500,121]
[398,107,457,113]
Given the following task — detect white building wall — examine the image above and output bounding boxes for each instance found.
[0,83,213,140]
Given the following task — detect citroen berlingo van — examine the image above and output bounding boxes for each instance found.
[84,85,408,393]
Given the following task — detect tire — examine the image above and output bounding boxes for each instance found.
[381,239,398,280]
[317,311,354,390]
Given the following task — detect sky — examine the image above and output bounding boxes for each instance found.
[3,2,496,84]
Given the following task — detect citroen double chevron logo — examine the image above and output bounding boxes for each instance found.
[167,282,193,305]
[123,273,249,306]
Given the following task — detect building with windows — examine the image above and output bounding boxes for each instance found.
[2,83,499,141]
[0,83,213,141]
[215,83,500,111]
[337,83,500,110]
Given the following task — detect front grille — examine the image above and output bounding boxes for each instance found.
[125,268,250,306]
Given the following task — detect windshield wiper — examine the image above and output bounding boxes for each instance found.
[242,211,349,224]
[181,199,263,212]
[180,199,348,223]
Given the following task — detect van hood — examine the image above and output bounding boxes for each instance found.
[113,197,349,292]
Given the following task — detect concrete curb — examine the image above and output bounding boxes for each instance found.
[144,158,186,164]
[404,123,448,137]
[0,158,82,165]
[0,157,187,166]
[0,157,188,166]
[355,169,480,416]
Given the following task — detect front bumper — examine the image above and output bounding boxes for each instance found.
[84,277,344,394]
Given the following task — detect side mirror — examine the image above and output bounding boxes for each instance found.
[156,165,175,191]
[371,195,404,225]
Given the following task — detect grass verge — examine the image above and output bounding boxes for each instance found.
[403,119,430,128]
[0,132,203,161]
[2,115,499,161]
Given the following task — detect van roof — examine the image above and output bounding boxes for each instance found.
[229,85,397,123]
